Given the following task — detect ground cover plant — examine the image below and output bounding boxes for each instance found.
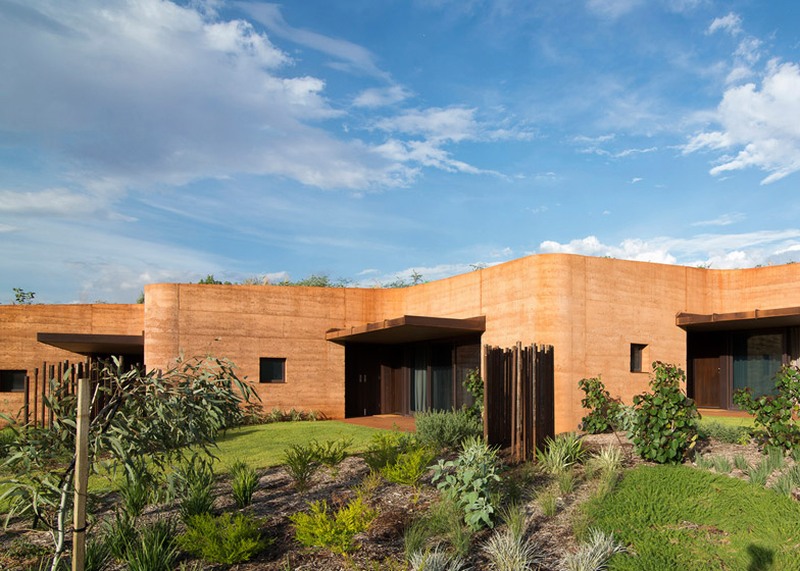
[582,464,800,570]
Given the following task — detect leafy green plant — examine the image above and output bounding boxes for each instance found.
[381,446,436,487]
[83,536,112,571]
[578,376,621,434]
[290,496,377,554]
[282,442,320,491]
[733,364,800,451]
[179,512,268,564]
[481,528,543,571]
[432,436,502,530]
[229,459,258,508]
[463,367,484,420]
[537,432,587,474]
[561,528,625,571]
[101,511,138,561]
[123,518,178,571]
[363,430,419,472]
[415,409,483,450]
[630,362,699,464]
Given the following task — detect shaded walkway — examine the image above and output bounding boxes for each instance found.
[341,414,415,432]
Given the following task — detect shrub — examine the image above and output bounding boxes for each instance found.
[363,430,419,472]
[415,409,483,450]
[630,362,699,464]
[432,436,502,530]
[734,365,800,451]
[283,443,320,491]
[290,496,377,554]
[482,528,543,571]
[179,512,268,564]
[537,432,587,474]
[578,376,621,434]
[229,459,258,508]
[381,446,437,487]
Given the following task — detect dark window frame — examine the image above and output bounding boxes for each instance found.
[0,370,27,393]
[630,344,647,373]
[259,357,286,383]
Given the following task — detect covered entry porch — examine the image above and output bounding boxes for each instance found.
[326,315,485,418]
[678,307,800,409]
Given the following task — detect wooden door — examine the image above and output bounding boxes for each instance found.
[689,332,724,408]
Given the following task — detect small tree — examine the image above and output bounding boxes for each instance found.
[630,362,699,464]
[0,355,259,570]
[12,287,35,304]
[733,365,800,451]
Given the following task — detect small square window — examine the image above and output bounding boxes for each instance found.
[630,344,647,373]
[259,358,286,383]
[0,370,26,392]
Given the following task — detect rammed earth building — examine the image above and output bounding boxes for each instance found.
[2,254,800,431]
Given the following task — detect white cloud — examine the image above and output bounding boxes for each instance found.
[538,230,800,268]
[692,212,745,227]
[0,188,101,215]
[353,85,412,108]
[630,177,643,183]
[684,61,800,184]
[707,12,742,36]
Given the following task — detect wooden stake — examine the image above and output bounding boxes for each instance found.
[72,375,90,571]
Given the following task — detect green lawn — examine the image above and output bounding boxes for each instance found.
[583,464,800,570]
[698,415,754,428]
[210,420,382,472]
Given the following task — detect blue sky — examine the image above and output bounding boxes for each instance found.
[2,0,800,303]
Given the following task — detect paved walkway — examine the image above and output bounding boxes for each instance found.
[341,414,415,432]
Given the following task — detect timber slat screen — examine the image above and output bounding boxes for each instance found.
[484,343,554,462]
[22,358,117,428]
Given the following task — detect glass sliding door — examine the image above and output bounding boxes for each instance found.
[431,345,453,411]
[732,331,784,399]
[411,346,427,412]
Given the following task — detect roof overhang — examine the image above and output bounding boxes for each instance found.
[37,332,144,356]
[326,315,485,345]
[676,306,800,331]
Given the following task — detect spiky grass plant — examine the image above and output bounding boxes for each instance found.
[537,489,559,517]
[408,547,470,571]
[588,445,622,476]
[733,454,749,472]
[123,519,178,571]
[230,459,259,508]
[481,528,544,571]
[712,455,732,474]
[746,459,773,487]
[558,469,576,495]
[282,443,320,492]
[537,433,586,474]
[695,455,714,470]
[498,503,527,541]
[560,528,625,571]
